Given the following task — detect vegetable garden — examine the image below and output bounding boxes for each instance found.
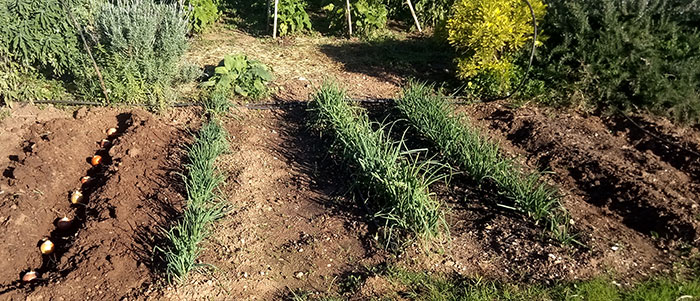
[1,0,699,299]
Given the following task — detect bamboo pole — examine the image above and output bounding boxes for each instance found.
[406,0,422,33]
[346,0,352,37]
[272,0,279,38]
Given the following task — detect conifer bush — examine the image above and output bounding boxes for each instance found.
[540,0,700,124]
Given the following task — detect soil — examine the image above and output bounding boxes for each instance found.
[1,27,699,300]
[155,107,387,300]
[0,106,200,300]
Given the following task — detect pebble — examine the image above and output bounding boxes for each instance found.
[294,271,304,279]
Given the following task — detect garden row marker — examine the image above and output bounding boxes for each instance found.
[406,0,422,33]
[273,0,279,38]
[346,0,353,37]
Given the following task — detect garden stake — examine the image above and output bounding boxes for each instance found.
[406,0,422,33]
[346,0,353,37]
[273,0,279,38]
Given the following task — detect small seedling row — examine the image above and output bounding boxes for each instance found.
[309,81,577,246]
[395,82,574,243]
[309,81,447,245]
[160,119,230,284]
[19,127,122,285]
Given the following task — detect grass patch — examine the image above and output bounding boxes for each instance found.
[380,267,700,301]
[159,119,229,284]
[309,81,447,245]
[395,81,573,243]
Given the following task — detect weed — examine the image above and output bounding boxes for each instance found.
[160,120,230,284]
[396,81,573,243]
[0,107,9,122]
[201,53,273,112]
[309,81,447,245]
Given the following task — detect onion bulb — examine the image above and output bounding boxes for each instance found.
[22,271,38,282]
[99,139,111,148]
[91,155,102,166]
[70,190,83,204]
[106,127,117,137]
[80,176,91,184]
[56,217,73,230]
[40,239,54,255]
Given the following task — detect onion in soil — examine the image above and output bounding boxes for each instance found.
[40,239,54,255]
[22,271,38,282]
[80,176,91,184]
[70,190,83,204]
[56,217,73,230]
[91,155,102,166]
[106,127,117,137]
[99,139,111,148]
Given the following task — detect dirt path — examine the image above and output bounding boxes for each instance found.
[159,107,385,299]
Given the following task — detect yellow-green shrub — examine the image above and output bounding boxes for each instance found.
[447,0,545,94]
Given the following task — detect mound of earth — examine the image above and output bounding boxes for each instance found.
[0,108,197,300]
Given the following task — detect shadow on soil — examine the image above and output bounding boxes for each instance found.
[319,36,457,88]
[495,108,698,242]
[270,105,381,256]
[130,128,191,275]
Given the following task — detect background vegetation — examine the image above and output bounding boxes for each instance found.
[536,0,700,124]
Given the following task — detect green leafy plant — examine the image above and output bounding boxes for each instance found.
[0,0,93,102]
[309,81,447,245]
[202,53,273,107]
[446,0,545,96]
[323,0,388,38]
[396,81,573,243]
[539,0,700,124]
[187,0,220,33]
[160,119,230,284]
[89,0,190,108]
[277,0,312,36]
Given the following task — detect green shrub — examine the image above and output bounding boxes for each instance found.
[446,0,545,96]
[0,0,93,102]
[323,0,388,38]
[539,0,700,124]
[201,53,273,111]
[413,0,454,29]
[277,0,312,36]
[187,0,220,33]
[90,0,189,107]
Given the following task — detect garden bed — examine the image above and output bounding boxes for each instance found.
[0,106,198,300]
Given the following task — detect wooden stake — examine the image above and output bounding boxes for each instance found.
[272,0,279,38]
[346,0,353,38]
[406,0,422,33]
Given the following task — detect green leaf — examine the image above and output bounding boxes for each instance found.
[215,66,229,75]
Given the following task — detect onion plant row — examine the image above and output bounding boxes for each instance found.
[309,81,447,244]
[160,119,229,283]
[395,82,574,243]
